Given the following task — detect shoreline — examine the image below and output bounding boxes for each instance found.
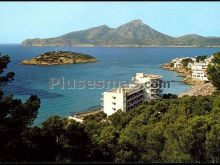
[161,63,216,97]
[21,44,220,48]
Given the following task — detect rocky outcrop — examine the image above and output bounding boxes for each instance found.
[21,51,98,65]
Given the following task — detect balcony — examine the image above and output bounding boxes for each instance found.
[127,92,144,101]
[127,98,144,107]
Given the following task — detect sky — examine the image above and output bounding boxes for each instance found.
[1,2,220,43]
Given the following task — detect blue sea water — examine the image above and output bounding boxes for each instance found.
[1,44,220,124]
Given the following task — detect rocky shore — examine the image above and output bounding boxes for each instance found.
[21,51,98,65]
[161,63,216,97]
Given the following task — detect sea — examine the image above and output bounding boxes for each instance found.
[1,44,220,124]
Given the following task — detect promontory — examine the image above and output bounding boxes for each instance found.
[21,51,98,65]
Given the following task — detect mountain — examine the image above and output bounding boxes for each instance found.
[22,19,220,47]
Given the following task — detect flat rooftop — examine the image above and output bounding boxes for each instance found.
[193,62,208,65]
[143,74,163,79]
[133,73,162,79]
[105,83,143,94]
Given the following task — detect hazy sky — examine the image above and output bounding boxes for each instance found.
[1,2,220,43]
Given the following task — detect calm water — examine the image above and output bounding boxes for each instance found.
[1,44,220,124]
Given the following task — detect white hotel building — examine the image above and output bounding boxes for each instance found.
[102,73,163,116]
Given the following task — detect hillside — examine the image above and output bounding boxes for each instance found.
[21,51,97,65]
[22,19,220,47]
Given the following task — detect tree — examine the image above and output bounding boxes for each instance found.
[41,117,91,162]
[181,58,193,67]
[162,93,178,99]
[196,55,208,62]
[0,54,41,161]
[0,54,15,84]
[181,116,211,162]
[206,124,220,163]
[207,52,220,90]
[212,52,220,63]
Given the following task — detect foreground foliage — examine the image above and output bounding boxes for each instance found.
[207,51,220,90]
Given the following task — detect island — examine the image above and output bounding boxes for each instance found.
[21,51,98,65]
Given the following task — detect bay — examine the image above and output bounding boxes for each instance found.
[1,44,220,124]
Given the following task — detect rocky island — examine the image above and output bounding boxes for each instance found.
[21,51,98,65]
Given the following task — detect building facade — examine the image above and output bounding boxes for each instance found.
[190,56,213,81]
[192,70,209,81]
[191,62,208,70]
[132,73,163,100]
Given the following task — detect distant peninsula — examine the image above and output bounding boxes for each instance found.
[22,19,220,47]
[21,51,98,65]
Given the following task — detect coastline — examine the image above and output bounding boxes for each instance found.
[21,44,220,48]
[161,63,216,97]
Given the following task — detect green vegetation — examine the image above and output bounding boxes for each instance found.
[0,54,15,83]
[196,55,208,62]
[181,58,193,67]
[1,53,220,163]
[207,52,220,90]
[162,93,178,99]
[21,51,97,65]
[168,62,174,67]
